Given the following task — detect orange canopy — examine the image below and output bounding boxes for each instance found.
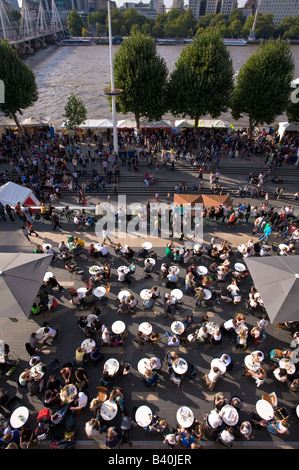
[173,194,202,205]
[201,194,232,208]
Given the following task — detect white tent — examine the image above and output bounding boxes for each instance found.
[0,116,18,127]
[117,119,137,128]
[198,119,230,128]
[278,122,299,140]
[61,119,113,129]
[0,182,39,207]
[21,116,51,127]
[139,119,171,128]
[175,119,195,128]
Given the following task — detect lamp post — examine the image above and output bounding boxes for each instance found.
[107,0,118,155]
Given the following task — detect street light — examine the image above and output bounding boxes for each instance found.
[106,0,120,155]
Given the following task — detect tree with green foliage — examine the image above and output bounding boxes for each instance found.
[63,93,87,130]
[0,39,38,130]
[112,34,168,129]
[231,39,294,137]
[241,13,276,39]
[167,30,234,127]
[67,9,84,36]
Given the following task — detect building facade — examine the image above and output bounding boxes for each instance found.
[258,0,299,26]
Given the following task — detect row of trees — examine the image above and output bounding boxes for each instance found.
[68,7,299,40]
[110,32,296,136]
[0,32,297,136]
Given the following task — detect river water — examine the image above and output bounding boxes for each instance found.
[22,43,299,128]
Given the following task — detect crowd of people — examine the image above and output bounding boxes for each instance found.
[0,124,298,450]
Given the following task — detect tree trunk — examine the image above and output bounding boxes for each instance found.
[135,113,140,130]
[195,117,199,128]
[248,116,253,140]
[11,113,24,133]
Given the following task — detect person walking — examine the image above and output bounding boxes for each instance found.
[21,225,31,242]
[52,212,62,231]
[102,227,113,244]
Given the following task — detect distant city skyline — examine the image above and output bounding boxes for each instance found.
[112,0,247,9]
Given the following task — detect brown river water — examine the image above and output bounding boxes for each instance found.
[22,43,299,129]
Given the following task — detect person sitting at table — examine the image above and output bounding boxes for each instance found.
[201,275,211,288]
[60,363,73,384]
[109,388,125,412]
[110,333,125,347]
[182,315,196,329]
[216,426,235,447]
[195,326,208,344]
[244,366,266,388]
[160,262,169,279]
[75,347,87,365]
[163,299,177,320]
[124,246,134,259]
[74,367,89,393]
[117,299,131,314]
[166,270,178,289]
[183,249,192,264]
[143,369,157,387]
[128,261,137,274]
[114,243,123,256]
[150,286,160,299]
[65,260,84,275]
[173,250,182,263]
[144,258,155,275]
[85,417,107,442]
[102,326,113,345]
[165,350,179,373]
[251,417,290,436]
[127,294,138,311]
[90,346,104,367]
[165,332,180,347]
[165,244,174,260]
[134,331,147,346]
[269,348,291,368]
[69,390,89,415]
[273,367,289,384]
[117,267,131,284]
[209,329,222,346]
[143,296,155,310]
[187,263,198,279]
[43,388,61,408]
[88,243,99,258]
[138,246,148,258]
[105,427,120,448]
[185,272,196,295]
[203,366,223,391]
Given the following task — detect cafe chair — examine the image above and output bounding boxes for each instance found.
[170,372,182,388]
[274,407,289,421]
[6,396,23,413]
[262,392,278,408]
[96,386,108,402]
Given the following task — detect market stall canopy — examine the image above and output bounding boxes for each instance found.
[175,119,195,128]
[245,256,299,323]
[61,119,113,129]
[0,116,18,127]
[0,182,39,207]
[117,119,137,128]
[201,194,232,208]
[198,119,231,129]
[0,253,53,319]
[278,122,299,140]
[173,194,202,205]
[139,119,171,128]
[21,115,50,127]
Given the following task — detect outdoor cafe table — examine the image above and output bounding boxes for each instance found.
[142,242,153,250]
[100,400,118,421]
[111,321,126,335]
[197,266,208,275]
[118,265,130,274]
[104,358,119,375]
[220,404,239,426]
[77,287,87,298]
[140,289,152,300]
[206,322,220,336]
[139,322,152,336]
[81,338,95,353]
[211,358,226,375]
[171,321,185,335]
[10,406,29,429]
[256,399,274,421]
[203,289,212,300]
[172,358,188,375]
[234,263,246,272]
[169,265,180,275]
[244,354,263,372]
[118,290,130,301]
[176,406,194,428]
[137,358,151,375]
[279,358,296,374]
[89,265,102,275]
[135,405,153,427]
[93,286,107,298]
[171,289,184,300]
[60,384,77,404]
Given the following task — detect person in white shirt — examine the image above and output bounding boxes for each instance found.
[35,326,58,343]
[217,427,235,447]
[98,243,109,257]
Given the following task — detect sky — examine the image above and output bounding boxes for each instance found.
[114,0,247,8]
